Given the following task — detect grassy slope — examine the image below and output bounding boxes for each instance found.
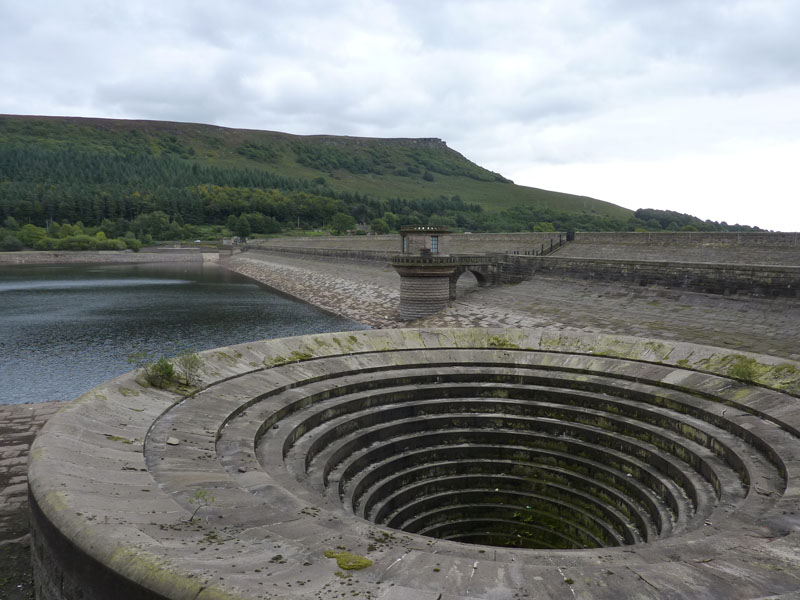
[0,114,633,220]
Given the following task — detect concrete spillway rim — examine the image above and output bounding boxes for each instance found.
[28,327,800,600]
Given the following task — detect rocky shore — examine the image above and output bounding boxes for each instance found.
[222,252,401,328]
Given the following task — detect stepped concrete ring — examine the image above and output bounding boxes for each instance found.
[29,328,800,600]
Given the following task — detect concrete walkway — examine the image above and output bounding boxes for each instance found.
[0,401,62,599]
[419,276,800,360]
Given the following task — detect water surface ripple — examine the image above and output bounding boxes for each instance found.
[0,262,364,405]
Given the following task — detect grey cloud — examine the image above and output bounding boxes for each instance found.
[1,0,799,228]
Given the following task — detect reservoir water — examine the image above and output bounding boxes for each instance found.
[0,261,364,405]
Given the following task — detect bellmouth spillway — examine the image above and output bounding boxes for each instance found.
[29,328,800,600]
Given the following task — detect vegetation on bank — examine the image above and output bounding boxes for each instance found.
[1,216,141,252]
[0,115,762,250]
[128,349,202,389]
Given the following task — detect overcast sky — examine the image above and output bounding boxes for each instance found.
[2,0,798,230]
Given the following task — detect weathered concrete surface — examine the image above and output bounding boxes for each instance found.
[419,275,800,361]
[0,402,62,600]
[27,329,800,599]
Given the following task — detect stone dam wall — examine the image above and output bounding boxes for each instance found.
[574,231,800,246]
[246,230,800,299]
[499,255,800,297]
[0,249,204,265]
[251,232,564,254]
[250,231,800,267]
[559,232,800,265]
[246,247,395,263]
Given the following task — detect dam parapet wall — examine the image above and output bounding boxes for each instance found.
[559,232,800,265]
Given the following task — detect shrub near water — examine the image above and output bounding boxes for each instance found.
[1,217,141,252]
[128,350,202,389]
[175,349,202,385]
[128,352,176,388]
[33,233,139,251]
[0,234,22,251]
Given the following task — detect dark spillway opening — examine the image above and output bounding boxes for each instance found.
[349,436,659,550]
[260,361,771,550]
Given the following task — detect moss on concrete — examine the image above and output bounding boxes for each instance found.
[213,351,240,365]
[323,550,373,571]
[643,341,673,360]
[691,352,800,394]
[264,355,287,367]
[725,355,765,382]
[289,350,313,361]
[487,335,521,349]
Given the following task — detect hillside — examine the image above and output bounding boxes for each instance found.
[0,115,759,248]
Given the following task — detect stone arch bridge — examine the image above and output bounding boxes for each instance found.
[450,257,500,294]
[391,232,569,320]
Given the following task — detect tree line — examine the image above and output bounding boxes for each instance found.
[0,145,761,251]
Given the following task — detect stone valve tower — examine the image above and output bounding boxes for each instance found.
[392,226,501,320]
[392,225,455,320]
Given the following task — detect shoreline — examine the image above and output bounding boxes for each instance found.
[219,261,374,329]
[0,249,207,266]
